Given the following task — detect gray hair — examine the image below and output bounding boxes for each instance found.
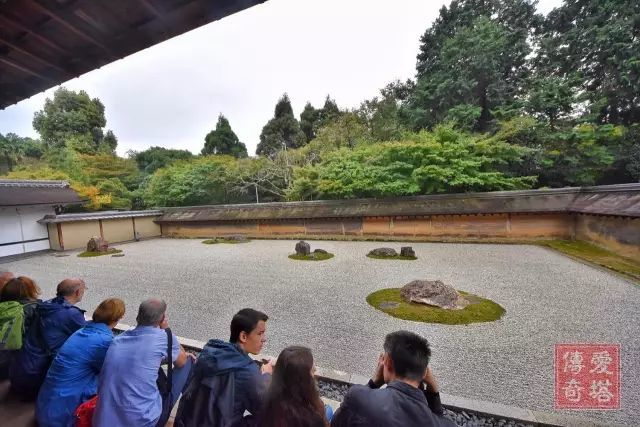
[136,298,167,326]
[56,278,85,297]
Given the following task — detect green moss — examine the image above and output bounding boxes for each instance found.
[366,288,505,325]
[288,252,335,261]
[366,254,417,260]
[540,240,640,282]
[78,249,122,258]
[202,238,250,244]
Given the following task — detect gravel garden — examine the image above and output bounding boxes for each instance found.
[2,238,638,426]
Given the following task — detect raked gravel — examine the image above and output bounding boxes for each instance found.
[2,238,638,425]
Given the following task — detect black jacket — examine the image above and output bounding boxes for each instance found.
[174,339,270,427]
[331,380,456,427]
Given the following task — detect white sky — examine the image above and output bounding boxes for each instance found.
[0,0,563,156]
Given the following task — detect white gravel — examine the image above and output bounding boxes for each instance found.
[3,238,638,425]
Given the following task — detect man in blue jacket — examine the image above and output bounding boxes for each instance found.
[175,308,273,427]
[10,278,87,399]
[331,330,456,427]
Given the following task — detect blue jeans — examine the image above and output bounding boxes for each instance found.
[169,356,194,409]
[157,356,194,427]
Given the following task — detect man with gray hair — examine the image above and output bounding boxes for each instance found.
[93,298,194,427]
[10,278,87,399]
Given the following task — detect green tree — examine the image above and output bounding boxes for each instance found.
[416,0,539,78]
[410,0,540,131]
[407,17,524,131]
[358,89,406,141]
[539,0,640,124]
[130,146,193,174]
[201,115,248,158]
[287,126,535,200]
[316,96,341,130]
[101,130,118,153]
[256,94,305,157]
[33,87,107,149]
[300,102,320,142]
[144,156,237,207]
[525,75,576,129]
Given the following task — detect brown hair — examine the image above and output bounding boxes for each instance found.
[261,346,327,427]
[0,276,41,302]
[92,298,125,325]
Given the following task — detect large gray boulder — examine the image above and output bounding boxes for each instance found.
[368,247,398,257]
[295,240,311,256]
[400,280,469,310]
[87,237,109,253]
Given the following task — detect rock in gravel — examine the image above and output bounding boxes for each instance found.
[295,240,311,256]
[400,279,469,310]
[314,248,328,254]
[368,247,397,257]
[87,236,109,252]
[400,246,416,257]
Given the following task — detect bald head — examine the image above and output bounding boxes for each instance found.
[137,298,167,327]
[56,278,86,304]
[0,271,15,289]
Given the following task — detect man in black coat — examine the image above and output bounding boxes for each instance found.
[331,330,456,427]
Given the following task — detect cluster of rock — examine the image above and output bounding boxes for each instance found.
[368,246,416,258]
[86,237,109,253]
[295,241,328,258]
[400,280,469,310]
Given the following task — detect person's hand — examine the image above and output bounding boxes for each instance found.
[372,353,384,386]
[423,367,439,393]
[187,352,197,362]
[261,359,274,375]
[160,316,169,330]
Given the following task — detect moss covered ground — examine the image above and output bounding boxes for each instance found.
[78,249,122,257]
[540,240,640,282]
[366,288,505,325]
[288,252,334,261]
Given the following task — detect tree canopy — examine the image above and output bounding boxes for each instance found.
[256,94,306,157]
[201,115,248,158]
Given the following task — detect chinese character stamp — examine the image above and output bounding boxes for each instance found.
[555,344,620,409]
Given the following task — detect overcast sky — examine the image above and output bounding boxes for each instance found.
[0,0,562,157]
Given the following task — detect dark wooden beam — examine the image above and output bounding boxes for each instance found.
[25,0,115,58]
[0,13,68,56]
[139,0,165,21]
[0,34,71,76]
[0,56,55,82]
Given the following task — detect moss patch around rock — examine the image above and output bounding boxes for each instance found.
[288,252,335,261]
[366,288,505,325]
[202,238,251,244]
[78,249,123,258]
[366,254,417,260]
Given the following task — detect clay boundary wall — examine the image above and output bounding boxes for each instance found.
[157,185,640,260]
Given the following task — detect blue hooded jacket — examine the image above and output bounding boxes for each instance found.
[10,296,86,398]
[35,322,113,427]
[175,339,270,427]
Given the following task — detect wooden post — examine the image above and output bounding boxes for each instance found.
[57,223,64,251]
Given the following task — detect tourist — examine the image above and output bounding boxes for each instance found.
[330,330,455,427]
[0,276,42,378]
[260,346,331,427]
[10,278,87,399]
[93,298,194,427]
[36,298,125,427]
[174,308,274,427]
